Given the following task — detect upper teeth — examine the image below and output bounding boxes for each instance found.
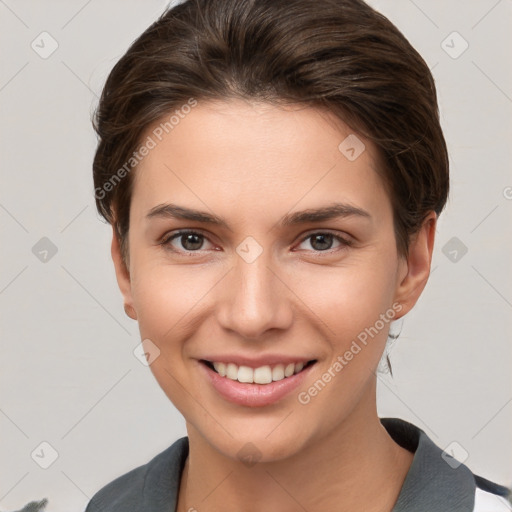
[212,361,306,384]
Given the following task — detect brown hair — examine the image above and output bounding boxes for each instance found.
[92,0,449,264]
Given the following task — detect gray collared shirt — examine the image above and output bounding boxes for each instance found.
[85,417,511,512]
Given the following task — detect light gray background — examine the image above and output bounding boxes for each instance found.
[1,1,511,510]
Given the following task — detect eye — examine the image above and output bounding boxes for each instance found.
[160,229,352,255]
[295,232,352,252]
[160,230,215,253]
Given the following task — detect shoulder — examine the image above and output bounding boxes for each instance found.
[84,462,146,511]
[472,474,511,512]
[85,436,189,512]
[380,417,511,512]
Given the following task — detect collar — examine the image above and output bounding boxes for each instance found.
[139,417,478,511]
[381,417,476,511]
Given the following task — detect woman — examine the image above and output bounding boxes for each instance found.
[86,0,511,510]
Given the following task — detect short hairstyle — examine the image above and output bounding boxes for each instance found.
[92,0,449,264]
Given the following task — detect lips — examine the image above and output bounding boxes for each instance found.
[198,358,318,407]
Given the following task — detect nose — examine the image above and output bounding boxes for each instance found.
[216,249,293,340]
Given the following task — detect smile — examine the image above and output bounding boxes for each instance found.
[201,359,317,384]
[199,358,318,407]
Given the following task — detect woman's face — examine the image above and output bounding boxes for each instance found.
[113,99,434,462]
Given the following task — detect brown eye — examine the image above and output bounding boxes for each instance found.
[161,230,213,253]
[309,233,335,251]
[178,233,204,251]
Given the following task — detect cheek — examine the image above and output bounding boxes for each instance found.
[130,261,206,342]
[128,261,214,409]
[292,253,399,344]
[291,254,400,424]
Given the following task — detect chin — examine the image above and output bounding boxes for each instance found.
[202,423,312,465]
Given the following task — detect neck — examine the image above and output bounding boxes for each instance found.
[177,385,413,512]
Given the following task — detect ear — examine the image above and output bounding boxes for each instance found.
[393,211,437,319]
[111,225,137,320]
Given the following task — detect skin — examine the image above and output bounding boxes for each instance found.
[111,98,436,512]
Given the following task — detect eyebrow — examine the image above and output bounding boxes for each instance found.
[146,202,371,229]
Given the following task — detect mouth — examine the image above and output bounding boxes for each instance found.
[198,357,319,407]
[199,359,318,385]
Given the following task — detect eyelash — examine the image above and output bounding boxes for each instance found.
[159,229,353,255]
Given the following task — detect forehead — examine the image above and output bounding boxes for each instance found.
[130,99,391,224]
